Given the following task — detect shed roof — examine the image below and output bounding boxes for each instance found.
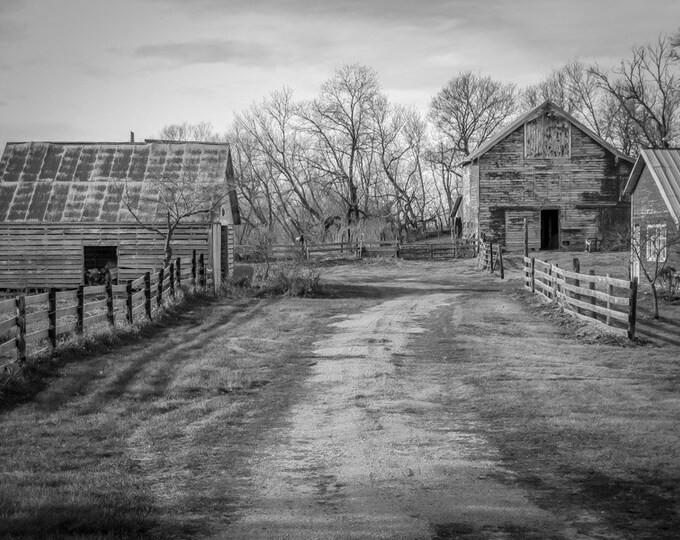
[0,141,240,224]
[461,100,634,165]
[622,148,680,225]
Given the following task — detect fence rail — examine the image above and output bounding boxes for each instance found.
[476,241,504,278]
[236,239,479,262]
[524,256,637,339]
[0,251,210,365]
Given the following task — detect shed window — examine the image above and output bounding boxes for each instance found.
[646,224,667,262]
[83,246,118,284]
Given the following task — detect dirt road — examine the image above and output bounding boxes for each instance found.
[219,262,607,539]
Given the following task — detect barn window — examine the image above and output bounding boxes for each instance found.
[646,224,667,262]
[524,114,571,158]
[83,246,118,284]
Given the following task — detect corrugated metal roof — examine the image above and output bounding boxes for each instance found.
[0,141,240,224]
[461,101,634,165]
[623,149,680,224]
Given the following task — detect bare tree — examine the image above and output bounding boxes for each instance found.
[630,223,680,319]
[429,72,518,157]
[157,122,223,142]
[590,35,680,149]
[300,64,382,237]
[118,170,229,266]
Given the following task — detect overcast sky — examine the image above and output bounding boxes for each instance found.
[1,0,679,150]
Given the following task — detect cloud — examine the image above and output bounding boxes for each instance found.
[130,39,276,66]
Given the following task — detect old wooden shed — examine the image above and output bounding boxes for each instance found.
[460,101,634,251]
[0,140,240,290]
[622,149,680,278]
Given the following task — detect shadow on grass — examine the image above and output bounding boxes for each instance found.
[322,283,500,300]
[0,292,262,414]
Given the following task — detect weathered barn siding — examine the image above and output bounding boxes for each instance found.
[0,224,212,289]
[461,101,632,251]
[460,162,479,237]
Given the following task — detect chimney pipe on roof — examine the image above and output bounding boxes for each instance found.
[130,131,135,143]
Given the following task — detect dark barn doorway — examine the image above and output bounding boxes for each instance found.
[540,209,559,250]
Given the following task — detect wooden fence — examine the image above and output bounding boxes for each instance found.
[476,241,504,279]
[524,256,638,339]
[235,239,479,262]
[0,251,210,365]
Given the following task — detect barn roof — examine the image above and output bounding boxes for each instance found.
[623,149,680,225]
[0,140,240,224]
[461,100,634,165]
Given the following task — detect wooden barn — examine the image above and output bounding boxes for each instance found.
[460,101,634,251]
[0,140,240,290]
[622,149,680,278]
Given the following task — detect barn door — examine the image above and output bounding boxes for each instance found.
[540,209,559,250]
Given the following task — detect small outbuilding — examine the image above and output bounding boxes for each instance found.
[0,140,240,290]
[622,148,680,279]
[460,101,634,251]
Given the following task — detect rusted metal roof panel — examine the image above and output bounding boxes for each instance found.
[0,141,237,224]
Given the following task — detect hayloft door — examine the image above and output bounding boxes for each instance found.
[540,209,559,250]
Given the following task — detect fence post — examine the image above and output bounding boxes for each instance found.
[169,263,175,298]
[48,288,57,348]
[76,285,84,334]
[530,257,536,293]
[157,268,164,307]
[199,253,206,288]
[16,295,27,363]
[589,269,597,319]
[176,258,182,289]
[144,272,152,320]
[606,274,613,327]
[498,246,504,280]
[489,243,494,272]
[191,250,197,287]
[628,277,638,340]
[429,244,434,260]
[573,258,581,314]
[126,280,133,324]
[106,281,114,326]
[523,218,528,257]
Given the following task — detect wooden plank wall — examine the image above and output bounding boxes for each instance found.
[0,223,213,289]
[477,117,632,251]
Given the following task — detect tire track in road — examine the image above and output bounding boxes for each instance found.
[223,287,562,540]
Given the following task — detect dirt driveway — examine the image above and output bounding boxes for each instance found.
[219,261,633,539]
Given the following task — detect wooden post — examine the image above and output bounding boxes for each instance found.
[589,269,597,320]
[523,218,528,258]
[176,258,181,289]
[498,247,504,280]
[606,274,613,327]
[76,285,84,334]
[126,280,133,324]
[48,288,57,348]
[16,295,27,363]
[573,258,581,314]
[429,244,434,260]
[530,257,536,293]
[489,243,494,272]
[106,281,114,326]
[199,253,206,288]
[191,250,197,287]
[157,268,164,307]
[169,262,175,298]
[628,277,638,340]
[144,272,152,320]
